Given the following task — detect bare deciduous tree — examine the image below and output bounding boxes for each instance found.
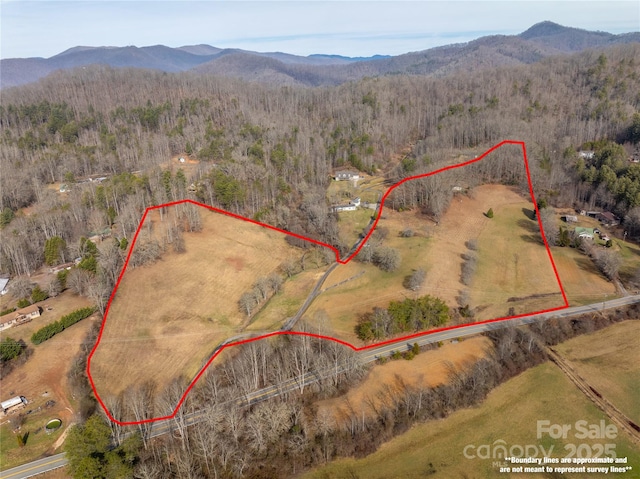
[404,269,426,291]
[594,248,621,280]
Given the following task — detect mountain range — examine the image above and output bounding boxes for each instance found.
[2,21,639,89]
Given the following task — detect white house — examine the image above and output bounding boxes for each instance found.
[332,204,357,212]
[333,170,360,181]
[331,196,361,213]
[1,304,41,330]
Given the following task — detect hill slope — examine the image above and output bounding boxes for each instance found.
[2,21,638,89]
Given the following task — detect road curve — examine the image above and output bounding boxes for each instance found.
[2,295,638,479]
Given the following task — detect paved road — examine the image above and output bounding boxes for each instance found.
[2,294,638,479]
[0,454,67,479]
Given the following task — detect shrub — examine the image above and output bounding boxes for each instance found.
[31,285,48,303]
[31,307,95,345]
[403,269,426,291]
[400,228,414,238]
[403,351,415,360]
[17,298,30,308]
[57,269,69,289]
[372,246,401,272]
[0,307,16,316]
[465,239,478,251]
[461,253,477,286]
[0,337,25,361]
[486,208,494,218]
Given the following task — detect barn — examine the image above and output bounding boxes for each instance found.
[1,396,27,415]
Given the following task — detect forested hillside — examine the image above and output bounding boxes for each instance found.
[0,43,639,282]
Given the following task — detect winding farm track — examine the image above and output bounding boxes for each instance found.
[87,140,570,426]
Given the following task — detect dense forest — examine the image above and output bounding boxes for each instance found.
[1,44,639,283]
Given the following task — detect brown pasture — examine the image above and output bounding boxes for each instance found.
[304,184,565,344]
[89,206,303,400]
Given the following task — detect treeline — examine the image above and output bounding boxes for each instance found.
[60,301,638,479]
[31,307,95,344]
[575,138,640,210]
[1,45,639,281]
[355,295,449,341]
[139,306,636,479]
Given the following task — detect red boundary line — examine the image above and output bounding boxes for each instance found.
[87,140,569,425]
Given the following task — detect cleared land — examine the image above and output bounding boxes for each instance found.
[327,175,386,249]
[470,189,565,319]
[550,246,617,305]
[246,268,329,333]
[302,361,640,479]
[89,206,309,402]
[0,292,93,343]
[555,320,640,425]
[315,336,491,422]
[304,185,565,344]
[0,293,96,469]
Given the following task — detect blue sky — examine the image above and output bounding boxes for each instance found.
[1,1,639,59]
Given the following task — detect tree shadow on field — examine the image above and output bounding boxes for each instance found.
[522,208,535,220]
[520,234,542,244]
[517,218,539,233]
[573,256,603,276]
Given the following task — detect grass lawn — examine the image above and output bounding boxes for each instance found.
[302,362,640,479]
[0,413,65,470]
[326,175,385,206]
[555,320,640,425]
[0,291,93,345]
[336,208,375,250]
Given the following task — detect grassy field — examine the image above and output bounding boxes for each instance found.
[327,175,386,249]
[247,267,329,333]
[315,336,491,422]
[555,320,640,425]
[302,362,640,479]
[304,185,566,344]
[616,239,640,290]
[89,206,308,402]
[0,412,66,470]
[336,208,376,250]
[470,191,566,320]
[550,246,617,305]
[326,175,385,206]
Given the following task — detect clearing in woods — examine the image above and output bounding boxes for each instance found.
[89,141,575,425]
[301,361,640,479]
[88,204,314,409]
[303,184,566,344]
